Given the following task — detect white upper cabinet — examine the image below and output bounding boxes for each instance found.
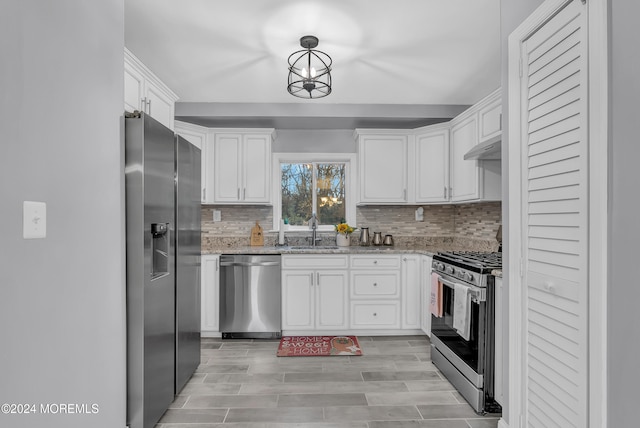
[174,121,213,203]
[450,114,480,202]
[415,125,450,203]
[478,94,502,143]
[124,48,178,131]
[212,130,274,204]
[356,90,501,206]
[444,88,502,203]
[356,131,410,204]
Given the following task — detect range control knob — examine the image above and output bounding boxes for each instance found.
[465,272,474,282]
[445,266,455,275]
[435,262,444,271]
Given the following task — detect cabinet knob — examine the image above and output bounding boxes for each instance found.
[373,260,378,264]
[373,313,377,317]
[373,282,378,287]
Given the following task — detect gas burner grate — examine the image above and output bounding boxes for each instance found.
[435,251,502,270]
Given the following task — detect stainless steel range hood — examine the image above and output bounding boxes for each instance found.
[464,135,501,160]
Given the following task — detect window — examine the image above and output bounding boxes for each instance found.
[273,154,355,231]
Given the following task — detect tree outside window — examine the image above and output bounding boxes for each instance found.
[281,162,346,227]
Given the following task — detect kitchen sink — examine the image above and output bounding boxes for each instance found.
[287,245,342,250]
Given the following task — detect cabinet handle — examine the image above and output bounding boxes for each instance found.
[147,99,151,116]
[140,97,146,112]
[202,188,206,200]
[316,272,320,286]
[403,189,407,201]
[216,258,219,272]
[444,187,447,199]
[243,188,246,200]
[310,273,314,286]
[237,188,240,200]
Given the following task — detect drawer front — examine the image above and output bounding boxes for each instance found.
[351,272,400,298]
[350,255,401,269]
[350,301,400,329]
[282,255,349,269]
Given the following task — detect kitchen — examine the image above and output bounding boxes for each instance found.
[1,1,633,428]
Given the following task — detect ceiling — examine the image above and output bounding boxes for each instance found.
[125,0,502,129]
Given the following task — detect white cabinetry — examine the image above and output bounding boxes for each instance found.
[401,255,422,329]
[174,121,213,203]
[448,89,502,203]
[494,275,503,406]
[124,48,178,131]
[356,132,410,204]
[212,130,274,204]
[201,255,220,336]
[478,94,502,143]
[349,255,401,329]
[420,254,433,336]
[415,125,450,203]
[281,255,349,332]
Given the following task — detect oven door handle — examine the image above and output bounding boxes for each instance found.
[435,273,486,303]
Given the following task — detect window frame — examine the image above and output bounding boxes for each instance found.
[272,152,357,232]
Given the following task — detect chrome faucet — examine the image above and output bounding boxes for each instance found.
[309,212,321,246]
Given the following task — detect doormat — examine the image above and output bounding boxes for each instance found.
[276,336,363,357]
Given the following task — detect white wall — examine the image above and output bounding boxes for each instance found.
[609,1,640,426]
[0,2,126,428]
[273,129,356,153]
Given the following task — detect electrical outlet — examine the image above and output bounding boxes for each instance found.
[213,209,221,222]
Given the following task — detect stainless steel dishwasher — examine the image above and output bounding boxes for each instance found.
[219,254,282,339]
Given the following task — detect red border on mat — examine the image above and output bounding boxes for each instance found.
[276,336,363,357]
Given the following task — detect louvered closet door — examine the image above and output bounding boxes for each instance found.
[521,1,588,427]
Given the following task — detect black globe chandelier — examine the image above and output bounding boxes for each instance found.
[287,35,332,99]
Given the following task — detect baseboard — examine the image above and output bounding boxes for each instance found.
[497,418,510,428]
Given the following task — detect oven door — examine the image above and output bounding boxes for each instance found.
[430,272,486,375]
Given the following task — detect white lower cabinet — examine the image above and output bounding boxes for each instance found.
[281,255,348,331]
[281,253,428,335]
[350,301,400,329]
[201,254,220,335]
[421,254,433,336]
[401,255,422,329]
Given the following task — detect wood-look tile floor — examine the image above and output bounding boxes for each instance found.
[157,335,500,428]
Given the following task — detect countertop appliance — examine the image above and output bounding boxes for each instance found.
[219,254,282,339]
[430,251,502,414]
[125,113,201,428]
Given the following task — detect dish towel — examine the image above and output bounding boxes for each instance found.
[453,283,471,341]
[429,273,443,317]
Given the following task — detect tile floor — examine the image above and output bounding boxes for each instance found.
[157,335,500,428]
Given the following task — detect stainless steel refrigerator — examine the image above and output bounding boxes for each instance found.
[125,113,201,428]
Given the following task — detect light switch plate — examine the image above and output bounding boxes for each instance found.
[213,209,221,222]
[23,201,47,239]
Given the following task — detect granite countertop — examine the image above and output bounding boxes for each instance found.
[203,244,441,256]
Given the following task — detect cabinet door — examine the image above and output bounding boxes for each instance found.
[175,123,211,203]
[421,255,433,336]
[201,255,220,333]
[281,270,314,329]
[401,255,421,329]
[415,129,450,203]
[124,62,144,113]
[358,135,408,203]
[213,134,242,202]
[450,115,480,202]
[479,97,502,143]
[315,271,348,330]
[242,134,271,203]
[145,84,175,131]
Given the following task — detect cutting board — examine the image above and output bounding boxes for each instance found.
[250,221,264,246]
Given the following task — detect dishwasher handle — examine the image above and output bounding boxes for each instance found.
[220,260,281,267]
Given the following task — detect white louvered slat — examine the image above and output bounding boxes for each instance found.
[520,1,588,427]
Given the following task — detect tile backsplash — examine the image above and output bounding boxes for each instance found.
[201,202,501,250]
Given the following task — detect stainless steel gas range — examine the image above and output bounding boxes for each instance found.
[430,251,502,414]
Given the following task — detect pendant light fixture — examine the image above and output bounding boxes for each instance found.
[287,35,332,99]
